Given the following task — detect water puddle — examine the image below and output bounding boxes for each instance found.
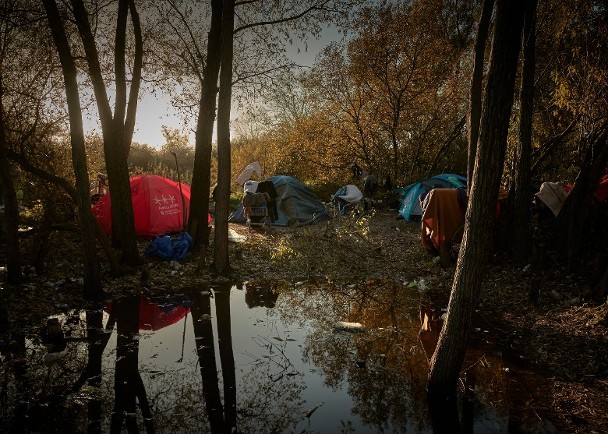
[1,282,558,433]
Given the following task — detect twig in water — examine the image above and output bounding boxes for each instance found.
[304,401,325,418]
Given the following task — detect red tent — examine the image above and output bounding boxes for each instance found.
[93,175,191,238]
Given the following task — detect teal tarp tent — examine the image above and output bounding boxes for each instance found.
[229,175,328,226]
[398,173,466,221]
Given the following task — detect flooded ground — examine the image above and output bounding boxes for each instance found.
[1,282,558,433]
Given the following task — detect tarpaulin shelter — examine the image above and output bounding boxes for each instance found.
[93,175,193,238]
[229,175,328,226]
[535,182,570,217]
[331,184,364,215]
[332,184,364,203]
[398,173,466,221]
[421,189,466,263]
[535,176,607,217]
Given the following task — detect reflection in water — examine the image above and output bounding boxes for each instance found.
[109,295,154,433]
[71,308,112,433]
[0,283,560,432]
[190,286,228,432]
[245,282,279,308]
[215,286,237,430]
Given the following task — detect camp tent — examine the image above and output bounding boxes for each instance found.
[93,174,191,238]
[535,182,570,217]
[535,176,607,217]
[229,175,327,226]
[331,184,364,215]
[596,174,608,203]
[397,173,467,221]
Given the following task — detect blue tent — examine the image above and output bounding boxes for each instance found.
[398,173,466,221]
[229,175,328,226]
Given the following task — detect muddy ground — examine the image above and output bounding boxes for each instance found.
[1,209,607,432]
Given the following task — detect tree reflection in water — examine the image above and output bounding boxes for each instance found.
[0,281,558,432]
[273,280,556,432]
[190,285,229,432]
[280,280,431,431]
[235,281,306,433]
[109,294,154,433]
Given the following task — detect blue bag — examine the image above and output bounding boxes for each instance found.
[145,232,193,260]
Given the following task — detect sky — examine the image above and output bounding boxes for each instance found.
[90,26,343,149]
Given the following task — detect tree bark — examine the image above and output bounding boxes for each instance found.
[213,0,236,275]
[189,0,223,251]
[556,124,608,268]
[428,0,526,395]
[43,0,103,298]
[512,0,538,265]
[467,0,494,191]
[70,0,141,265]
[0,73,23,285]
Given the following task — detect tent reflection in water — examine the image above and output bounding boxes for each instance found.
[105,295,191,331]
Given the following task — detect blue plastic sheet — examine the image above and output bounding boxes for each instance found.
[144,232,193,261]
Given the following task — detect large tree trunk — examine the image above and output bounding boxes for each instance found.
[0,74,23,285]
[70,0,141,265]
[427,0,526,395]
[467,0,494,191]
[213,0,235,275]
[512,0,538,265]
[189,0,223,252]
[43,0,103,299]
[556,124,608,268]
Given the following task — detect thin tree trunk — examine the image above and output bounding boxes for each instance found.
[189,0,222,252]
[530,114,580,175]
[213,0,235,275]
[512,0,537,265]
[428,115,466,175]
[43,0,103,298]
[124,0,143,154]
[428,0,526,395]
[467,0,494,191]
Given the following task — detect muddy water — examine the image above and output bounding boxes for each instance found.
[0,282,558,433]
